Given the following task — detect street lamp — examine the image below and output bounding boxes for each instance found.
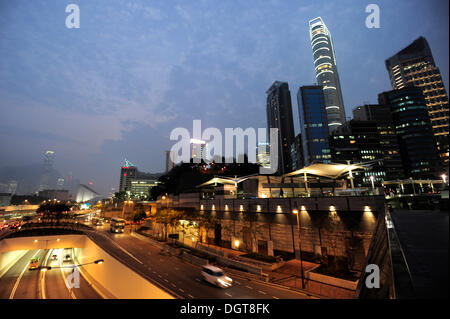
[292,207,305,289]
[40,259,104,271]
[442,174,447,185]
[370,176,375,193]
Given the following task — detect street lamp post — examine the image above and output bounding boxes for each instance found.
[292,207,305,289]
[370,175,375,194]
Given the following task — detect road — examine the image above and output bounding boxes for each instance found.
[390,209,449,298]
[88,223,313,299]
[0,248,101,299]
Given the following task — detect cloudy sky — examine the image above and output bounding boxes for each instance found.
[0,0,448,195]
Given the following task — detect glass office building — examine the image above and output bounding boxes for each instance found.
[378,87,440,179]
[297,86,331,166]
[266,81,296,174]
[309,17,346,133]
[385,37,449,169]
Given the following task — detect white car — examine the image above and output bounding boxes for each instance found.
[201,265,233,288]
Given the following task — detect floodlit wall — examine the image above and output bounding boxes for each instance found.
[0,250,28,278]
[0,234,173,299]
[73,236,173,299]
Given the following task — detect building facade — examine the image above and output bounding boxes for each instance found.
[353,104,404,180]
[378,88,440,179]
[385,37,449,170]
[266,81,296,174]
[309,17,346,133]
[119,160,138,193]
[330,120,385,187]
[297,86,331,166]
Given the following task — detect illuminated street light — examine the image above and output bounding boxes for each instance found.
[442,174,447,184]
[292,208,305,289]
[370,175,375,192]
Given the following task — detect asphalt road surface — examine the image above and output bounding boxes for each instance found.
[88,223,313,299]
[0,248,101,299]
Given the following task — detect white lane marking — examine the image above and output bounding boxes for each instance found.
[225,292,232,297]
[258,290,267,295]
[273,296,279,299]
[158,274,162,278]
[171,283,176,288]
[179,288,184,293]
[164,279,169,283]
[195,278,200,282]
[10,250,41,299]
[188,294,194,299]
[245,285,253,290]
[41,249,53,299]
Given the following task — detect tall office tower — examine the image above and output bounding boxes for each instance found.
[290,134,304,171]
[266,81,296,174]
[386,37,449,170]
[330,120,385,187]
[165,150,176,173]
[39,150,55,191]
[119,159,137,193]
[379,88,440,179]
[257,142,271,169]
[190,139,207,163]
[309,17,346,133]
[297,86,331,166]
[353,104,404,180]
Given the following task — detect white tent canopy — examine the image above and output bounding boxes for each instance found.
[284,162,366,179]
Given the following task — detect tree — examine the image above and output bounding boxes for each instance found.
[153,208,185,241]
[241,211,264,253]
[37,202,71,225]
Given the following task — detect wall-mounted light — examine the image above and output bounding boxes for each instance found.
[256,205,261,212]
[239,205,244,211]
[276,205,282,213]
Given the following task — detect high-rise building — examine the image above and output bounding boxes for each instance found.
[330,120,386,187]
[353,104,404,180]
[385,37,449,170]
[309,17,346,133]
[38,150,55,191]
[190,139,207,163]
[119,159,137,193]
[266,81,296,174]
[379,87,440,179]
[297,86,331,166]
[165,150,176,173]
[290,134,304,171]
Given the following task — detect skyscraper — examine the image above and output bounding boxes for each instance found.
[385,37,449,170]
[297,86,331,166]
[379,87,440,179]
[266,81,295,174]
[119,159,137,193]
[353,104,404,180]
[309,17,346,133]
[38,150,55,191]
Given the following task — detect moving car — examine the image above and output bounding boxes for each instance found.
[63,254,72,262]
[201,265,233,288]
[28,257,39,270]
[51,254,58,261]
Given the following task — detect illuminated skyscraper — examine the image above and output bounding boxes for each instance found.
[38,150,55,191]
[266,81,295,174]
[309,17,346,133]
[119,159,137,193]
[385,37,449,169]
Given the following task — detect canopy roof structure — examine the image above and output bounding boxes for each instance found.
[196,175,256,188]
[284,162,367,179]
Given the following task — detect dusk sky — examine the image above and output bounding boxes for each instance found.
[1,0,448,196]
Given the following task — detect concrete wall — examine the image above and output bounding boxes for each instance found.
[0,234,86,252]
[73,236,173,299]
[0,249,28,278]
[0,234,173,299]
